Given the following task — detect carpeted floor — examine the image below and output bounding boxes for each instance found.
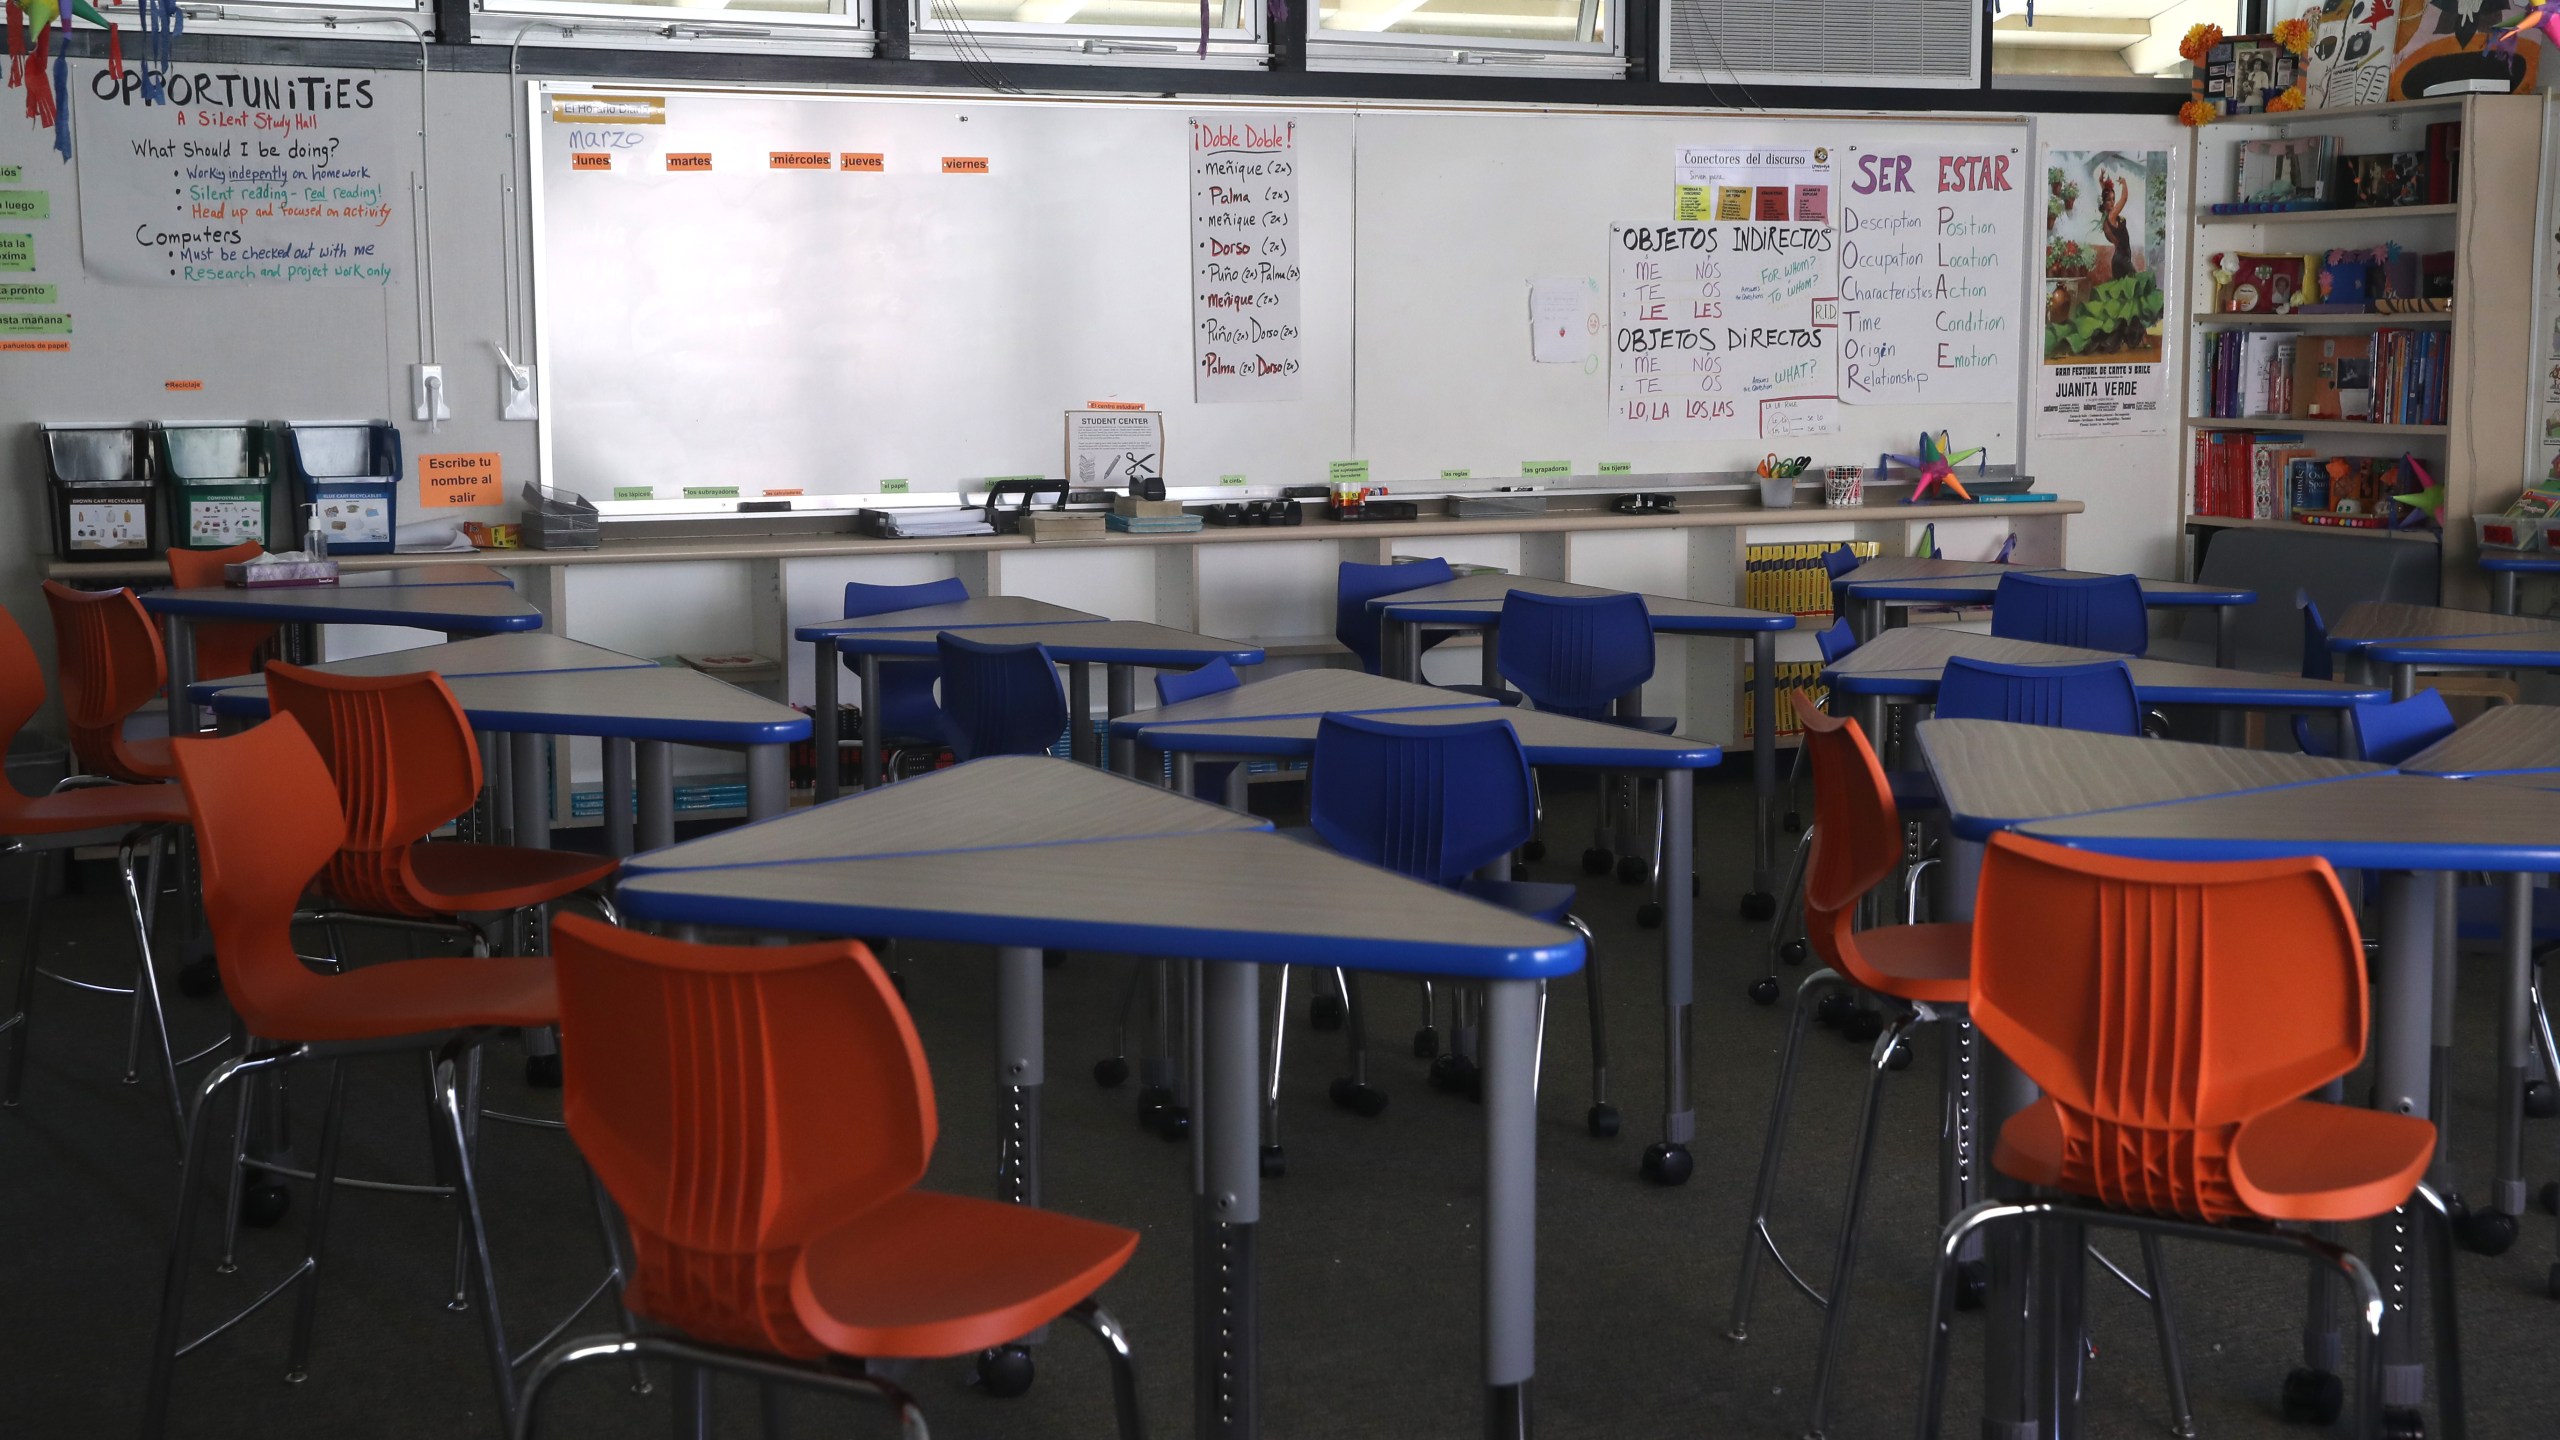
[0,769,2549,1439]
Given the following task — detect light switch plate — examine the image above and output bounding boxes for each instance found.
[411,363,450,423]
[500,364,537,421]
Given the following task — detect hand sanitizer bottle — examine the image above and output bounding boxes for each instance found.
[304,502,330,560]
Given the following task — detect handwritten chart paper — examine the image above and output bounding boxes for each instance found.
[75,63,408,287]
[1609,220,1837,440]
[1837,145,2025,406]
[1189,116,1302,402]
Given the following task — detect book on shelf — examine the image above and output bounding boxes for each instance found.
[1738,659,1828,742]
[2191,430,2312,520]
[1742,539,1879,619]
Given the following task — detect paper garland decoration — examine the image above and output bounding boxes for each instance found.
[5,0,179,159]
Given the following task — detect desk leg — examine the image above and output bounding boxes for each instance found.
[1397,620,1421,682]
[995,944,1045,1209]
[1107,665,1137,776]
[164,617,198,738]
[814,639,841,803]
[636,741,675,853]
[2494,876,2535,1219]
[1480,622,1502,692]
[1651,771,1696,1182]
[2500,572,2520,616]
[745,744,786,822]
[601,739,635,859]
[2392,662,2416,703]
[1069,663,1095,765]
[2216,605,2236,669]
[1195,957,1261,1440]
[509,734,550,851]
[1483,976,1539,1440]
[1748,632,1777,907]
[484,731,511,846]
[859,655,884,791]
[2370,872,2437,1409]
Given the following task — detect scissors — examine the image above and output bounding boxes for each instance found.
[1758,454,1812,479]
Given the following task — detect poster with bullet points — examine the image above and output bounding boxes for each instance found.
[72,61,409,288]
[1188,115,1301,403]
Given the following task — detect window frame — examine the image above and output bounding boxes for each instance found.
[166,0,436,43]
[1306,0,1623,77]
[471,0,875,57]
[904,0,1266,69]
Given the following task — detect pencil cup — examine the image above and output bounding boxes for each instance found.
[1824,466,1864,509]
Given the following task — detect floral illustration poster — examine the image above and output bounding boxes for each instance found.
[2036,146,2173,438]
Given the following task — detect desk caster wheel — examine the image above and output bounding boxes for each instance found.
[1587,1103,1620,1138]
[1522,840,1546,862]
[1780,939,1808,966]
[1412,1026,1439,1060]
[1092,1056,1129,1088]
[1329,1077,1388,1117]
[1155,1107,1190,1143]
[1136,1085,1173,1128]
[1259,1146,1286,1179]
[1429,1053,1480,1095]
[1749,977,1780,1006]
[1815,992,1853,1028]
[1840,1009,1884,1044]
[974,1346,1035,1399]
[2529,1080,2559,1119]
[1739,891,1776,922]
[240,1176,291,1229]
[177,953,221,1000]
[2458,1207,2517,1256]
[524,1054,562,1089]
[2281,1368,2344,1425]
[1883,1038,1914,1071]
[1640,1143,1693,1187]
[1582,848,1613,876]
[1615,855,1647,886]
[1309,993,1345,1031]
[2380,1405,2426,1440]
[1636,902,1663,930]
[2541,1180,2559,1216]
[1952,1259,1989,1312]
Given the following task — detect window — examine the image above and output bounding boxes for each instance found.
[167,0,433,43]
[1308,0,1622,76]
[473,0,873,56]
[909,0,1262,67]
[1659,0,1973,88]
[1992,0,2241,89]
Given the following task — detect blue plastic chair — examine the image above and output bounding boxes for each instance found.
[1934,656,2141,736]
[1989,572,2150,655]
[1153,658,1242,800]
[1494,591,1671,730]
[2294,590,2338,756]
[1337,558,1517,704]
[2347,689,2456,767]
[842,578,966,748]
[933,632,1068,761]
[1813,616,1857,667]
[1821,545,1862,619]
[1307,713,1611,1133]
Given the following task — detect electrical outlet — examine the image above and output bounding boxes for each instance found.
[410,363,450,423]
[500,363,537,421]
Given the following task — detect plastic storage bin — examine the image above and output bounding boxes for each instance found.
[158,423,275,551]
[39,424,161,561]
[282,421,401,556]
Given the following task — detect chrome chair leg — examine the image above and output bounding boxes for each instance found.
[1756,827,1815,1001]
[1063,1297,1149,1440]
[3,848,53,1107]
[1803,1008,1924,1439]
[121,834,189,1145]
[434,1037,520,1429]
[2135,1233,2198,1439]
[514,1333,927,1440]
[124,834,165,1084]
[1262,963,1290,1165]
[1574,915,1613,1137]
[2412,1183,2469,1439]
[284,1060,352,1380]
[1729,966,1852,1341]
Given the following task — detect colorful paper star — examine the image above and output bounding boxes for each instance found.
[2392,454,2444,529]
[1880,431,1987,503]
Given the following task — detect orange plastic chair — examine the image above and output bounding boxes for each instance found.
[264,663,619,925]
[165,542,279,687]
[142,714,583,1438]
[0,603,197,1138]
[1730,693,2190,1440]
[1916,833,2465,1439]
[514,914,1145,1440]
[41,580,178,782]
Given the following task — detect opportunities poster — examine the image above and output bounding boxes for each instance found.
[2034,147,2172,438]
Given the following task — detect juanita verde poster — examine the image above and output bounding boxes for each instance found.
[2035,146,2172,438]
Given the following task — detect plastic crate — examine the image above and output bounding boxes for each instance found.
[40,424,161,561]
[158,423,276,550]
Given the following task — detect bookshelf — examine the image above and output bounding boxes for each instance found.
[2183,93,2543,609]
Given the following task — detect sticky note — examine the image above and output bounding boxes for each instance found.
[571,154,613,172]
[942,157,990,175]
[878,479,910,494]
[1714,187,1750,221]
[1674,185,1709,222]
[418,453,503,509]
[1440,469,1471,480]
[0,191,47,220]
[612,486,654,501]
[1521,460,1571,478]
[1598,461,1633,476]
[0,234,28,271]
[0,338,66,352]
[0,282,54,305]
[164,380,204,392]
[1089,400,1147,411]
[841,153,884,172]
[0,166,18,183]
[0,312,70,334]
[769,152,831,170]
[1328,460,1370,486]
[1219,473,1247,486]
[682,485,739,498]
[665,154,713,172]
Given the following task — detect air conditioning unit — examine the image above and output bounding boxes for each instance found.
[1660,0,1982,89]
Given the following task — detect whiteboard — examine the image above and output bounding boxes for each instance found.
[529,88,2032,506]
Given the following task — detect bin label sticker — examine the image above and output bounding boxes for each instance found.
[187,498,266,547]
[67,502,149,550]
[418,452,502,509]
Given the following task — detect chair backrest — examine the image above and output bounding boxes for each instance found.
[843,576,968,622]
[1493,590,1656,721]
[934,632,1068,761]
[1935,656,2141,736]
[2296,589,2332,682]
[1970,831,2367,1222]
[2349,689,2456,766]
[1335,557,1456,674]
[41,581,168,781]
[1821,545,1862,622]
[551,912,934,1358]
[1792,691,1913,995]
[170,715,353,1039]
[265,663,483,916]
[165,544,280,688]
[1990,572,2150,655]
[1812,618,1857,666]
[0,608,48,819]
[1309,712,1534,886]
[1155,655,1239,707]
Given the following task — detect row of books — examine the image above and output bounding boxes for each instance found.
[2198,329,2449,426]
[2218,123,2460,213]
[2190,429,2418,528]
[1741,539,1879,618]
[1737,662,1830,742]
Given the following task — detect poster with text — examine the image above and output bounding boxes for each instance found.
[1609,220,1837,440]
[2035,147,2171,437]
[74,62,409,288]
[1189,115,1302,403]
[1673,145,1833,225]
[1837,144,2025,406]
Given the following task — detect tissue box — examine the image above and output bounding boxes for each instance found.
[224,558,340,588]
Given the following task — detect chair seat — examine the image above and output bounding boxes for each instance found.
[791,1189,1138,1359]
[403,843,620,915]
[116,735,179,782]
[1994,1095,2434,1226]
[1460,877,1576,925]
[1844,920,1971,1004]
[2454,883,2560,947]
[273,954,559,1043]
[1,781,189,838]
